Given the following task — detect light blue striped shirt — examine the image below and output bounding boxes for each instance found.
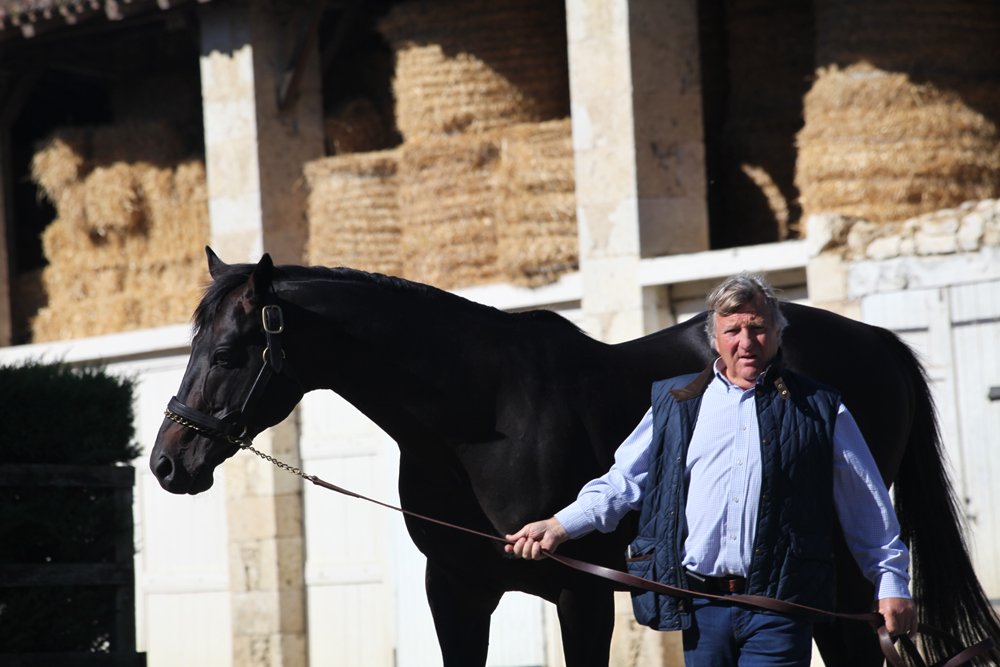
[554,360,911,600]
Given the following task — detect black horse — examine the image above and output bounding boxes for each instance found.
[151,249,999,666]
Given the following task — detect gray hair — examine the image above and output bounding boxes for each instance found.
[704,272,787,347]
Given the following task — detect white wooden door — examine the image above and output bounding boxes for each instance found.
[944,280,1000,598]
[860,279,1000,600]
[125,354,234,667]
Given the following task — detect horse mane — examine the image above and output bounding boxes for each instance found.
[194,261,583,335]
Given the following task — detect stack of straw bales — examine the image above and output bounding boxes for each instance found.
[29,123,208,341]
[797,1,1000,224]
[796,63,1000,223]
[306,149,402,276]
[495,120,578,285]
[305,0,576,290]
[306,118,577,289]
[378,0,569,138]
[398,134,502,287]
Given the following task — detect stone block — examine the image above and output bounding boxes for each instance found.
[804,213,855,256]
[578,198,641,258]
[638,196,709,256]
[958,212,985,251]
[806,254,848,304]
[866,235,902,260]
[915,231,958,255]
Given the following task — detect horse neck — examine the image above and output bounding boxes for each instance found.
[281,277,507,445]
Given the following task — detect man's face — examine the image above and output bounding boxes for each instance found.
[713,297,780,389]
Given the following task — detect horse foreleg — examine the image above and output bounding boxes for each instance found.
[425,560,502,667]
[556,584,615,667]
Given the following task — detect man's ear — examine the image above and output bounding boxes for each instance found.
[206,246,227,279]
[245,253,274,304]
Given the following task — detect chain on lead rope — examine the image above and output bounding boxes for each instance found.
[243,442,312,481]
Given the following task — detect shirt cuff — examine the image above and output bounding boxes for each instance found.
[876,572,911,600]
[554,503,594,540]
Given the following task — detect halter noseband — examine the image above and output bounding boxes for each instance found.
[164,302,288,447]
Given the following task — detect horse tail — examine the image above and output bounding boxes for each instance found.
[888,330,1000,662]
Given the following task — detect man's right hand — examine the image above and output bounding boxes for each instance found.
[505,518,569,560]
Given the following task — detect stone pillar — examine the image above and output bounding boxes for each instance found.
[567,0,644,343]
[198,1,323,664]
[225,413,307,667]
[568,0,708,343]
[629,0,708,260]
[566,1,704,665]
[199,0,323,265]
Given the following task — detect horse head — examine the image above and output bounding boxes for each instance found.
[150,248,305,494]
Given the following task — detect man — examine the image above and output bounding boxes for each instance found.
[506,272,916,665]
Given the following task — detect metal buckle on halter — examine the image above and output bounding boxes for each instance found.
[262,304,284,334]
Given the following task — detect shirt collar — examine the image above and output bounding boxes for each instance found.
[712,356,778,390]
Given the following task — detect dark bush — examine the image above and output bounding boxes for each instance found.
[0,361,139,655]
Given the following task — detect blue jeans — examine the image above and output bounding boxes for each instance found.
[682,598,813,666]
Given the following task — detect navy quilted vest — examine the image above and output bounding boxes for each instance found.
[626,360,841,631]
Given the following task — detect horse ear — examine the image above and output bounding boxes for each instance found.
[246,253,274,303]
[206,246,227,279]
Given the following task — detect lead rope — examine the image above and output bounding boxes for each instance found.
[240,443,995,667]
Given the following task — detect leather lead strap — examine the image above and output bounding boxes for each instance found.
[302,470,996,667]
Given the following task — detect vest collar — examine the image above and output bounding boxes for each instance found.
[670,351,792,402]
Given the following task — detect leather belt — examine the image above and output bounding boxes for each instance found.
[686,569,747,594]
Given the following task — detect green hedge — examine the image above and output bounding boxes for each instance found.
[0,361,139,465]
[0,361,140,655]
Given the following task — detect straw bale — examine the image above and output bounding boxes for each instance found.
[30,148,209,340]
[31,129,90,202]
[136,286,205,329]
[379,0,569,139]
[82,164,145,236]
[41,264,128,302]
[143,160,210,260]
[399,132,504,288]
[796,64,1000,223]
[31,294,142,343]
[324,98,395,155]
[496,119,579,286]
[305,150,402,275]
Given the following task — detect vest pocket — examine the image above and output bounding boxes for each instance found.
[781,532,835,607]
[626,536,659,627]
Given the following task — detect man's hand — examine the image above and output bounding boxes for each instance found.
[505,518,569,560]
[880,597,918,638]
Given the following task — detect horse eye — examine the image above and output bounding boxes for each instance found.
[212,349,233,368]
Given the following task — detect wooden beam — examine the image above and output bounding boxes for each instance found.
[276,0,327,112]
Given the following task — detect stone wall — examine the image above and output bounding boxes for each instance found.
[806,199,1000,315]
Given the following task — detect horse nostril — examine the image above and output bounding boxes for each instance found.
[154,455,174,481]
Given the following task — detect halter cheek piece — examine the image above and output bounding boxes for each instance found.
[164,303,288,447]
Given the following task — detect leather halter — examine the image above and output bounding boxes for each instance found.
[164,302,287,447]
